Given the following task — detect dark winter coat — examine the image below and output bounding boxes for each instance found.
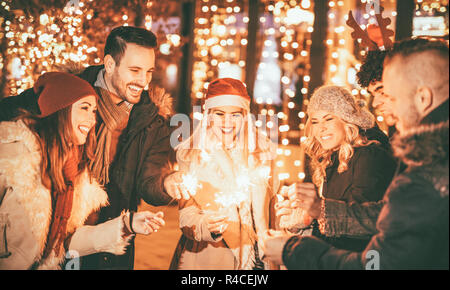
[283,101,449,270]
[0,65,176,269]
[313,127,397,252]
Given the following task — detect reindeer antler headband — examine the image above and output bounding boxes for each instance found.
[346,5,394,51]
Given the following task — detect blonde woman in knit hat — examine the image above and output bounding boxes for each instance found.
[275,85,397,253]
[0,72,164,269]
[169,78,279,270]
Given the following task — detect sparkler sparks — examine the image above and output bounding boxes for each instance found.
[214,190,248,208]
[236,172,253,191]
[276,194,284,203]
[214,167,255,208]
[200,150,211,162]
[181,173,202,196]
[257,166,271,180]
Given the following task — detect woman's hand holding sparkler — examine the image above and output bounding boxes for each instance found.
[276,183,321,220]
[206,213,229,236]
[290,183,321,220]
[275,185,295,218]
[125,211,165,235]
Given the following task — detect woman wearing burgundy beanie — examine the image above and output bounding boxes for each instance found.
[0,72,164,269]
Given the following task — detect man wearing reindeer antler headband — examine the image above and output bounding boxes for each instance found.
[357,49,399,137]
[350,4,397,136]
[269,3,397,263]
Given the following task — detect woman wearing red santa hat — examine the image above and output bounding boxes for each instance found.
[169,78,279,270]
[0,72,164,269]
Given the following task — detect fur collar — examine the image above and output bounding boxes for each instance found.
[147,85,174,119]
[392,120,449,168]
[0,120,108,269]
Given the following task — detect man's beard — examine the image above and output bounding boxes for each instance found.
[110,71,127,102]
[110,71,143,104]
[400,102,422,132]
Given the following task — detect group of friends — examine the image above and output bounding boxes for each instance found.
[0,25,448,270]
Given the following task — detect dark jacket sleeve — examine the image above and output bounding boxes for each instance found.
[318,198,384,238]
[317,146,396,238]
[283,174,448,270]
[0,89,40,121]
[347,146,396,203]
[283,235,363,270]
[363,175,448,269]
[136,120,175,206]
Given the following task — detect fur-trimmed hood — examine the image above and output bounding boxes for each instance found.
[392,120,449,168]
[147,85,174,119]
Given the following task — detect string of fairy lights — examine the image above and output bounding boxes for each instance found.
[190,0,316,183]
[191,0,249,107]
[0,0,183,96]
[1,0,448,184]
[416,0,448,15]
[325,0,397,131]
[414,0,449,36]
[258,1,314,142]
[257,0,315,182]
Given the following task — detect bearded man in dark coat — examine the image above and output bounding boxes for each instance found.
[264,38,449,270]
[0,26,193,269]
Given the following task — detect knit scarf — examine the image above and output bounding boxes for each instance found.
[90,87,130,185]
[42,147,79,259]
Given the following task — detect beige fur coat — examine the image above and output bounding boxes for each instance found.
[0,120,131,269]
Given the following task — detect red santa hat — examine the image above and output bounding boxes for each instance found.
[200,78,256,152]
[204,78,251,111]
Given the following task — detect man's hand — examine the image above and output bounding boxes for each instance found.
[130,211,165,235]
[164,171,196,200]
[261,230,292,265]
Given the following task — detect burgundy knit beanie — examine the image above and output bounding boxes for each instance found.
[34,72,98,117]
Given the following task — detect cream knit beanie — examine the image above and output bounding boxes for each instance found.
[307,85,375,130]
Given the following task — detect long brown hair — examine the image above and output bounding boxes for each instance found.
[20,106,96,195]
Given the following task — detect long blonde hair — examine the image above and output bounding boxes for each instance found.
[304,117,378,188]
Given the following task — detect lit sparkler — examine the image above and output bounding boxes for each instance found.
[181,173,202,196]
[213,166,255,208]
[214,190,249,208]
